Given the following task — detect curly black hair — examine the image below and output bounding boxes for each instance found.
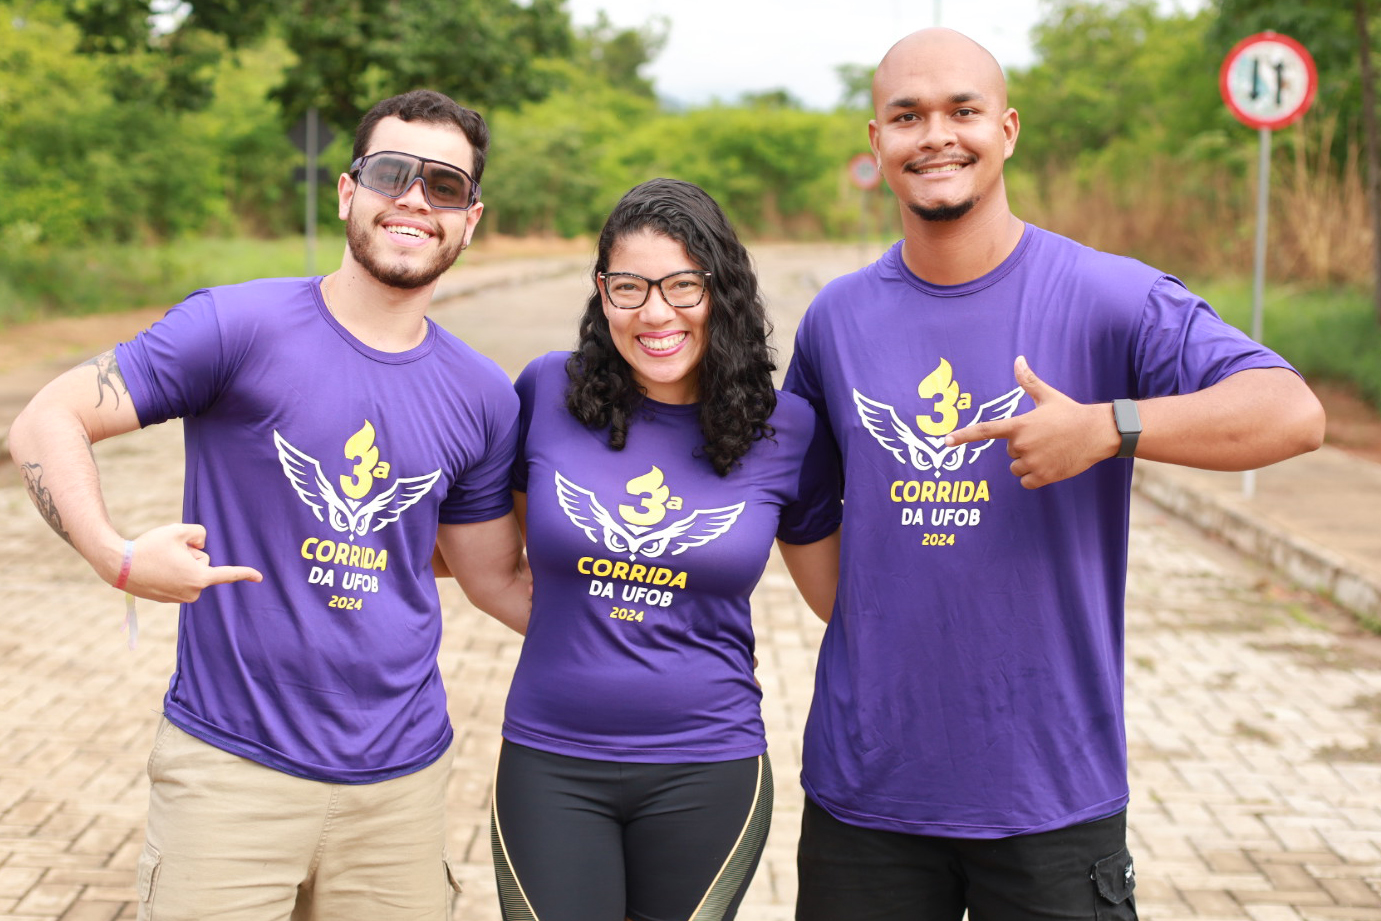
[565,178,777,477]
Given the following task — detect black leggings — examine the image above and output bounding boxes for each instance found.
[491,741,773,921]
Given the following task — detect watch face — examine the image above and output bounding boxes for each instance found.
[1113,399,1141,434]
[1113,399,1141,458]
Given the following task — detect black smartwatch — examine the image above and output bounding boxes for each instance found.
[1112,399,1141,458]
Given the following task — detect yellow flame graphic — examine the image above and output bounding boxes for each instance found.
[916,359,961,436]
[620,466,672,527]
[340,420,382,500]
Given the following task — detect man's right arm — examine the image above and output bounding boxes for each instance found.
[7,350,261,601]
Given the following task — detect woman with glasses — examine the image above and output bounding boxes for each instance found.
[490,178,842,921]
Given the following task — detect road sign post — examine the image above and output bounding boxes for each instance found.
[1219,31,1317,498]
[847,153,882,256]
[290,109,336,275]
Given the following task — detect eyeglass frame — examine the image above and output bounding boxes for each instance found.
[597,270,714,310]
[348,150,482,211]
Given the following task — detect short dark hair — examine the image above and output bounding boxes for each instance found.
[352,89,490,182]
[566,178,777,477]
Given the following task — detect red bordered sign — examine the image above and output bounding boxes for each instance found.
[1219,31,1317,130]
[847,153,881,191]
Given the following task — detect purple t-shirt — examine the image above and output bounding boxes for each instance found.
[115,277,518,783]
[504,351,841,762]
[784,227,1296,837]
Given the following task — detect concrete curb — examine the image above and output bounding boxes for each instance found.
[1134,462,1381,627]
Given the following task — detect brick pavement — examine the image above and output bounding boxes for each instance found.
[1,245,1379,919]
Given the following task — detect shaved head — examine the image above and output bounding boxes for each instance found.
[866,26,1021,243]
[873,28,1009,115]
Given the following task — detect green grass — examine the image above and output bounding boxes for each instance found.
[1189,278,1381,413]
[0,231,346,324]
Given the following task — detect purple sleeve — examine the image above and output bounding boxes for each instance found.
[1134,276,1297,398]
[777,405,843,545]
[438,381,520,525]
[510,358,542,494]
[113,290,226,426]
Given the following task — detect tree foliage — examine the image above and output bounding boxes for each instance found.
[1003,0,1375,302]
[575,11,667,99]
[1009,0,1224,170]
[0,3,299,246]
[6,0,1375,310]
[60,0,572,129]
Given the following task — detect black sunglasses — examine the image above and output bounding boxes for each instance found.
[348,150,481,211]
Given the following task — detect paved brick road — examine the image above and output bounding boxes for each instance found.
[1,244,1378,919]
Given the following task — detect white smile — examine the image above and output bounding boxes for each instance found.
[639,333,686,351]
[385,224,433,240]
[918,164,964,174]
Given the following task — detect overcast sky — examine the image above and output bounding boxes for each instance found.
[564,0,1206,111]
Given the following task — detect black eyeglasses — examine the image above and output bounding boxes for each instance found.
[598,271,712,309]
[348,150,481,211]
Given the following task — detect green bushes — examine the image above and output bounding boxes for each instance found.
[0,9,297,248]
[480,89,868,239]
[1194,281,1381,408]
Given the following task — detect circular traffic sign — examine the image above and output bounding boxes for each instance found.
[847,153,881,191]
[1219,31,1317,130]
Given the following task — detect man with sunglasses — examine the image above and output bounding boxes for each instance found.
[8,89,527,920]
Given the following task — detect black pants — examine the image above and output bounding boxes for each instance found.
[796,797,1137,921]
[491,741,773,921]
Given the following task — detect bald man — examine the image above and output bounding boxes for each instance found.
[782,28,1324,920]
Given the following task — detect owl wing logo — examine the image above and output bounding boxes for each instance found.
[354,469,443,536]
[622,502,746,559]
[853,383,1029,476]
[554,471,745,560]
[960,384,1026,464]
[554,471,640,554]
[274,430,441,537]
[273,430,359,532]
[853,389,953,474]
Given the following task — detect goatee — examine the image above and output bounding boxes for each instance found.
[909,199,977,222]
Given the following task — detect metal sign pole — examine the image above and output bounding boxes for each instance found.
[858,188,864,253]
[1220,32,1316,501]
[846,153,882,266]
[1244,125,1272,500]
[1251,126,1270,344]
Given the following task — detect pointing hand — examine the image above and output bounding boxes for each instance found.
[945,356,1117,489]
[114,523,264,603]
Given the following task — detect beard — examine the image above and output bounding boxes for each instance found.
[901,155,980,223]
[908,198,977,222]
[345,203,465,290]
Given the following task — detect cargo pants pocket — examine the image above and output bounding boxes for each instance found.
[444,849,463,914]
[136,842,162,919]
[1091,847,1137,920]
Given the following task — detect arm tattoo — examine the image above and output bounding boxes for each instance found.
[20,463,72,546]
[81,350,128,410]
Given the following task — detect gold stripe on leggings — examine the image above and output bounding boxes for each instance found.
[491,757,540,921]
[688,752,774,921]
